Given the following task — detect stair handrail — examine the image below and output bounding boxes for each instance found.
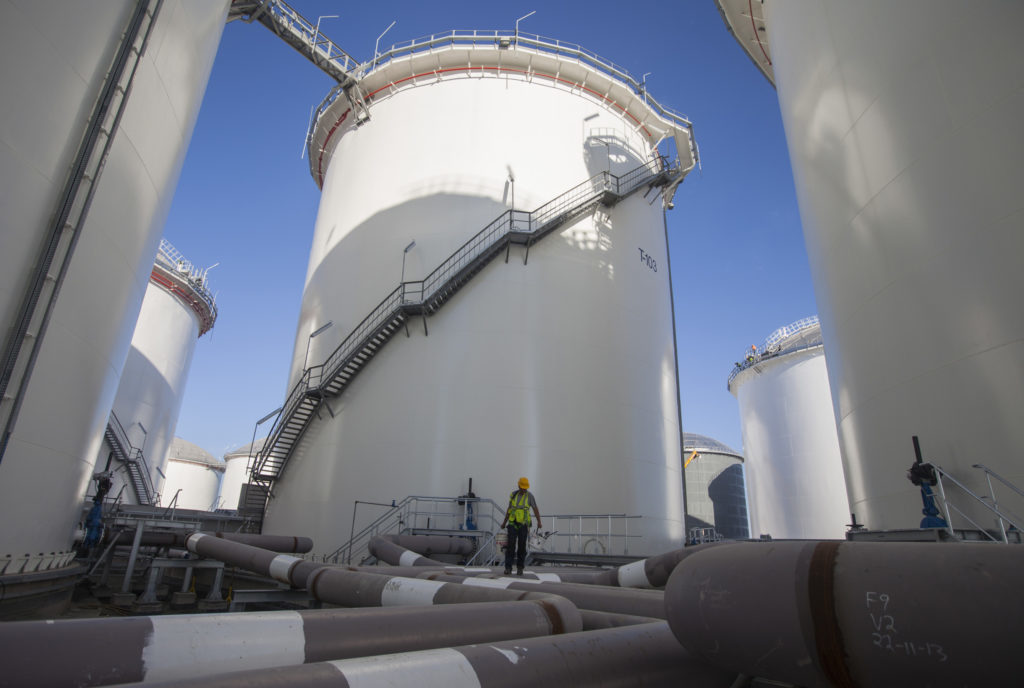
[106,410,155,505]
[972,463,1024,500]
[253,158,673,485]
[933,465,1023,539]
[325,495,414,564]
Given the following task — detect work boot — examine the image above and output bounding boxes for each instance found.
[516,566,524,576]
[504,566,512,575]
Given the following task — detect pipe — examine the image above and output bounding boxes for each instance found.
[368,534,466,566]
[109,622,737,688]
[105,531,314,553]
[0,602,576,687]
[424,572,666,619]
[664,541,1023,687]
[583,542,732,588]
[183,533,582,632]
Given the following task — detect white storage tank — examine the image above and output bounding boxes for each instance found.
[161,437,224,511]
[260,31,697,556]
[0,0,228,573]
[220,438,263,512]
[100,239,217,506]
[683,433,749,540]
[717,1,1024,531]
[729,317,850,539]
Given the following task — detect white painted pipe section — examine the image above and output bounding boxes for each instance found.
[107,622,736,687]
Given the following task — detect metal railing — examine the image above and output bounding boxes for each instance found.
[306,29,698,180]
[155,237,218,319]
[106,410,155,506]
[728,315,822,387]
[252,159,674,487]
[541,514,643,556]
[323,495,506,565]
[932,464,1023,543]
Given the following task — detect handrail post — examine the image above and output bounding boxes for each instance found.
[985,472,1009,543]
[933,470,958,538]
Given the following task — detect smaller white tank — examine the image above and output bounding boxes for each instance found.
[160,437,224,511]
[728,317,850,539]
[219,438,264,511]
[683,433,749,540]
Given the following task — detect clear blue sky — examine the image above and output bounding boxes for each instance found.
[166,0,815,460]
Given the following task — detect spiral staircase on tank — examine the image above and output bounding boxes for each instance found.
[242,159,682,521]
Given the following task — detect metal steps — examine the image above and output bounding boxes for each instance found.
[103,411,155,507]
[246,159,680,521]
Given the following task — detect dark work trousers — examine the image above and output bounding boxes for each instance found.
[505,523,529,570]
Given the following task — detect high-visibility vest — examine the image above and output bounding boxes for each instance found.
[508,490,531,526]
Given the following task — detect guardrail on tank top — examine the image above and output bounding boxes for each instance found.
[253,158,676,484]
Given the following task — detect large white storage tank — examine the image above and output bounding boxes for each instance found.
[260,31,697,556]
[717,1,1024,530]
[220,438,262,512]
[0,1,227,574]
[683,433,749,540]
[99,238,217,505]
[161,437,224,511]
[729,317,850,539]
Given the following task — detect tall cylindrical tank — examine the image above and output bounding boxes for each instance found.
[0,1,228,572]
[220,438,263,512]
[729,317,850,539]
[682,433,749,540]
[100,239,217,505]
[718,0,1024,531]
[161,437,224,511]
[261,32,697,556]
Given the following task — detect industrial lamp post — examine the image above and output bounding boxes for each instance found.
[400,240,416,303]
[303,320,334,371]
[515,10,536,46]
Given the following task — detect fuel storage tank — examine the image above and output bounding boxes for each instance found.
[0,1,227,573]
[683,433,749,540]
[99,239,217,505]
[161,437,224,511]
[220,438,262,512]
[717,1,1024,530]
[729,317,850,539]
[259,31,698,557]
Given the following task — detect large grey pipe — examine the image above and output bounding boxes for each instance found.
[105,531,313,553]
[665,541,1022,687]
[0,602,575,687]
[108,622,737,688]
[184,533,581,631]
[424,572,666,618]
[367,534,471,566]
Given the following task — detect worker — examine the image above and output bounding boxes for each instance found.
[500,476,542,576]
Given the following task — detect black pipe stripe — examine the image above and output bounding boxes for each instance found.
[807,541,856,688]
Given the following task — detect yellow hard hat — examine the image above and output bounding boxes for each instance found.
[518,477,530,489]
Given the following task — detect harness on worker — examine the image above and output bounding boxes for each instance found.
[508,490,531,527]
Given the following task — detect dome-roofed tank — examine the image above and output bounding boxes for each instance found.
[717,0,1024,532]
[257,29,697,557]
[220,437,264,512]
[0,0,228,578]
[161,437,224,511]
[729,317,850,539]
[683,433,749,540]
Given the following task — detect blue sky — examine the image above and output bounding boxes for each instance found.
[166,0,815,459]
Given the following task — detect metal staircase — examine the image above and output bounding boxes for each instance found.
[930,463,1023,543]
[104,411,156,507]
[246,158,680,520]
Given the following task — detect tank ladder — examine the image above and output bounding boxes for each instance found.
[0,0,163,464]
[244,159,681,521]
